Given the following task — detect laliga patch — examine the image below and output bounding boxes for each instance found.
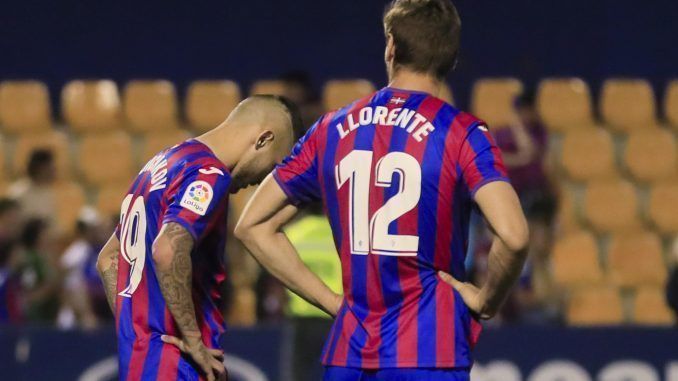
[180,180,213,216]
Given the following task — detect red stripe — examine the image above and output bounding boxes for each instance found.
[327,97,373,366]
[156,343,180,380]
[435,280,455,364]
[126,265,150,380]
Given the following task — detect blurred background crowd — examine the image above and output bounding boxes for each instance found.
[1,72,677,335]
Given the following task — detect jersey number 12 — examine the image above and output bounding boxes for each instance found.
[335,150,421,256]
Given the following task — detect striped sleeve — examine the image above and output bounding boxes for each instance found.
[272,118,323,206]
[458,122,510,196]
[162,163,231,241]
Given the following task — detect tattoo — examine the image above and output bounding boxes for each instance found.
[101,249,118,313]
[156,223,200,336]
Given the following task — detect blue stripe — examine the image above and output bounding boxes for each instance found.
[118,297,134,381]
[140,337,163,380]
[415,105,457,366]
[323,305,348,364]
[375,93,427,365]
[451,166,472,280]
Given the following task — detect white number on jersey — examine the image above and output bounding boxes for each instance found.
[335,150,422,256]
[118,195,148,297]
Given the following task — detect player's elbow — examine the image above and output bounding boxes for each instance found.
[233,220,254,243]
[497,218,530,254]
[151,236,174,269]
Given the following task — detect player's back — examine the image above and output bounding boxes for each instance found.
[275,87,508,369]
[114,139,231,380]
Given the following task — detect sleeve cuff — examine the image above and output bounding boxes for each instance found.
[470,176,511,198]
[272,169,303,207]
[162,215,199,241]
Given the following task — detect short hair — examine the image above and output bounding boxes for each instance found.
[384,0,461,79]
[253,94,304,141]
[21,218,47,249]
[27,148,54,179]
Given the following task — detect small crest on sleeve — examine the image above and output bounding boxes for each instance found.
[477,125,489,132]
[199,167,224,176]
[180,180,213,216]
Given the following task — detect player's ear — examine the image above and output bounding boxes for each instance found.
[255,130,275,150]
[385,33,396,62]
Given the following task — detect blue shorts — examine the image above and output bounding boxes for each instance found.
[323,367,470,381]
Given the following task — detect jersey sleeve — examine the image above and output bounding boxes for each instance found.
[272,118,323,206]
[162,164,231,241]
[458,122,510,196]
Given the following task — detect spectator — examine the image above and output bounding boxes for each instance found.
[0,199,22,245]
[8,149,58,226]
[279,70,324,132]
[667,238,678,323]
[57,207,109,329]
[18,219,61,324]
[0,240,22,324]
[491,91,560,324]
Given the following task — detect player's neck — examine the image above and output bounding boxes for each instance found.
[195,128,243,171]
[388,70,442,97]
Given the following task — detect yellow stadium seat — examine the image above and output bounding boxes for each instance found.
[555,188,580,234]
[633,287,675,325]
[439,84,454,105]
[139,129,192,166]
[583,179,639,233]
[470,78,523,128]
[54,181,86,235]
[62,80,122,134]
[13,131,71,179]
[560,129,616,181]
[552,231,603,288]
[186,80,241,133]
[249,80,286,96]
[323,79,376,111]
[566,287,624,325]
[96,183,131,220]
[79,131,134,186]
[0,80,52,134]
[665,80,678,129]
[537,78,595,132]
[648,181,678,234]
[123,80,179,133]
[607,231,667,288]
[601,79,658,132]
[624,129,677,182]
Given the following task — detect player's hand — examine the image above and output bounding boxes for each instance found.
[438,271,492,320]
[161,335,227,381]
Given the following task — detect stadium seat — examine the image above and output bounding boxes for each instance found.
[186,80,241,133]
[624,129,677,182]
[632,287,675,325]
[607,231,667,288]
[12,131,71,178]
[552,231,603,288]
[560,129,617,181]
[323,79,376,111]
[600,79,658,132]
[566,287,624,326]
[96,183,130,220]
[249,80,286,96]
[54,181,86,234]
[62,80,121,134]
[123,80,179,133]
[648,181,678,234]
[0,80,52,134]
[555,188,580,234]
[583,179,639,233]
[537,78,595,132]
[665,80,678,129]
[79,131,134,186]
[139,129,192,166]
[470,78,523,128]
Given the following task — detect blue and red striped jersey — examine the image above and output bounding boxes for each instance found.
[273,87,508,369]
[114,139,230,381]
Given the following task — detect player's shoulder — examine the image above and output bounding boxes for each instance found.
[445,106,488,137]
[167,140,229,178]
[316,91,381,131]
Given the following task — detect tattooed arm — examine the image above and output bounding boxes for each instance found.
[152,223,225,381]
[96,234,120,313]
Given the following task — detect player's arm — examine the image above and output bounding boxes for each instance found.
[96,233,121,313]
[234,174,343,317]
[152,222,225,381]
[440,181,529,319]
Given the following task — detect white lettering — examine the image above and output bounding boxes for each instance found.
[599,361,658,381]
[471,361,522,381]
[373,106,389,126]
[528,360,591,381]
[412,122,435,142]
